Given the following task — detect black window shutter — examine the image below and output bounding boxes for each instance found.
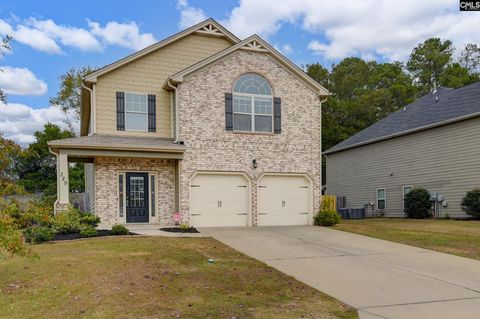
[148,94,156,132]
[116,92,125,131]
[225,92,233,131]
[273,97,281,134]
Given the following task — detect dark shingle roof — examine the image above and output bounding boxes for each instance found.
[324,81,480,154]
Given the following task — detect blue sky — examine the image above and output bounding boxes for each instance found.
[0,0,478,144]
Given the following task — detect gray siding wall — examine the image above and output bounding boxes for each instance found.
[84,163,95,214]
[326,117,480,218]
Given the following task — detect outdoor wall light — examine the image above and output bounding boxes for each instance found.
[252,159,258,169]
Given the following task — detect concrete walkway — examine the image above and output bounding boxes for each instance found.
[199,226,480,319]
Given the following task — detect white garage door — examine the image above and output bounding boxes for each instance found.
[257,175,310,226]
[190,174,249,227]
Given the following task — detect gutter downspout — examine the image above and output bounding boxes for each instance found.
[166,79,181,215]
[82,82,95,135]
[166,80,180,143]
[319,95,328,196]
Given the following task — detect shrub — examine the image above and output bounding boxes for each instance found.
[111,224,129,235]
[79,214,100,228]
[314,210,341,226]
[80,226,98,238]
[179,223,190,230]
[1,209,33,257]
[23,226,54,243]
[51,206,82,234]
[461,188,480,218]
[404,188,432,219]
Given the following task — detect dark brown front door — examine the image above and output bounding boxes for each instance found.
[126,172,149,223]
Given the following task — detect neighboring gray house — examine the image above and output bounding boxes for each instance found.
[325,81,480,218]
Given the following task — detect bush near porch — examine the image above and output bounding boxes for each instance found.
[0,194,132,258]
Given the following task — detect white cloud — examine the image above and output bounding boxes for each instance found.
[0,66,47,96]
[177,0,207,29]
[11,24,62,54]
[28,18,101,52]
[281,44,293,55]
[88,20,156,51]
[274,43,293,56]
[221,0,480,61]
[0,17,156,54]
[0,102,77,144]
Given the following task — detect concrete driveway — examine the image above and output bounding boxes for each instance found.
[200,226,480,319]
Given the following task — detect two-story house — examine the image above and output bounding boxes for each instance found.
[48,19,328,228]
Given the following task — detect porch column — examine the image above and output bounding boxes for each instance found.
[56,150,70,208]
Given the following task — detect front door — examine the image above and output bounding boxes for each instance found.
[126,172,149,223]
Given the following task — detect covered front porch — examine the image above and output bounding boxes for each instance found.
[48,135,185,227]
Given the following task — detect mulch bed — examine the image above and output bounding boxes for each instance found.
[53,230,138,241]
[160,227,200,233]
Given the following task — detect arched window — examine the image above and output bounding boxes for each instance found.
[233,73,273,132]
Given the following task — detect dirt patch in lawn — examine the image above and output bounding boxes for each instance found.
[0,237,357,319]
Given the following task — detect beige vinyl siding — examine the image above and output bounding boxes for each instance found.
[84,163,95,214]
[94,34,232,137]
[326,116,480,218]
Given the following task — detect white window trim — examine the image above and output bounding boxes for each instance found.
[376,187,386,210]
[402,185,413,211]
[125,92,149,132]
[233,91,274,133]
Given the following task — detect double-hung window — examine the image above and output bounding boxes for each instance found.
[233,73,273,133]
[377,188,386,210]
[125,93,148,131]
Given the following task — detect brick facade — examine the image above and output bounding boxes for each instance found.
[94,157,176,227]
[177,50,322,225]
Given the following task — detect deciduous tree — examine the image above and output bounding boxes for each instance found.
[17,124,84,195]
[0,35,12,103]
[49,66,93,126]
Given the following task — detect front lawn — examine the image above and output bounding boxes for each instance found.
[335,218,480,260]
[0,237,356,319]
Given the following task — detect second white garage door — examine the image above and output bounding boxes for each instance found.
[190,174,249,227]
[257,175,311,226]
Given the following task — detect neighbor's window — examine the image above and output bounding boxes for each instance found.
[377,188,386,210]
[233,73,273,132]
[403,186,413,210]
[150,175,156,217]
[125,93,148,131]
[118,174,124,217]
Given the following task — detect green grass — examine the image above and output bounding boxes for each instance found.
[0,236,357,319]
[335,218,480,260]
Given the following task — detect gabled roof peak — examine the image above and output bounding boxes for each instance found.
[166,34,329,96]
[84,18,240,82]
